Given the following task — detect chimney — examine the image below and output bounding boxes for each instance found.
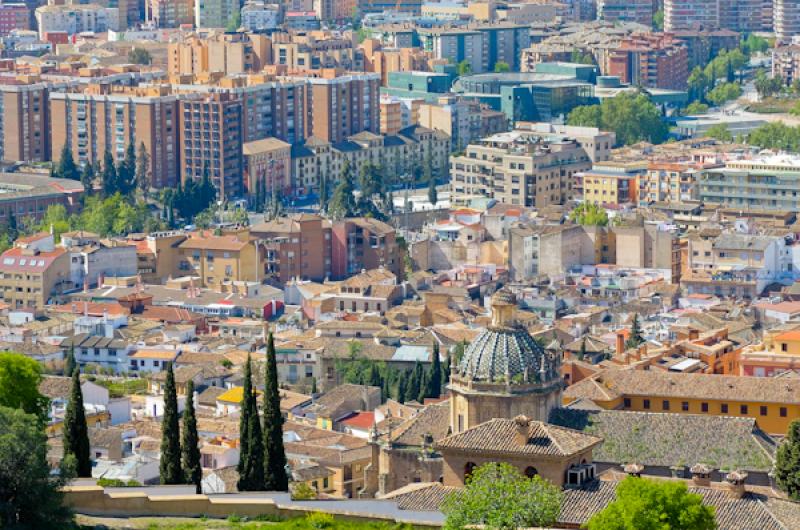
[513,415,529,446]
[690,463,712,487]
[615,331,625,355]
[725,471,747,499]
[623,463,644,478]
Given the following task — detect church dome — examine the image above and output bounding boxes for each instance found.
[455,291,560,383]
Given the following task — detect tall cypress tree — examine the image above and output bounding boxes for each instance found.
[263,333,288,491]
[426,342,442,399]
[63,368,91,477]
[159,363,182,484]
[64,343,77,377]
[776,419,800,500]
[237,355,265,491]
[181,380,202,494]
[405,361,422,403]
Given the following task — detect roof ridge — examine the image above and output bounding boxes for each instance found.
[539,422,566,455]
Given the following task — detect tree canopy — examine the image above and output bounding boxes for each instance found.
[569,202,609,226]
[128,47,152,65]
[567,93,668,146]
[776,419,800,500]
[0,352,48,422]
[441,462,563,530]
[0,406,74,529]
[705,123,733,143]
[586,476,715,530]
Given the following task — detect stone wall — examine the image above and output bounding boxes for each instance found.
[63,486,441,528]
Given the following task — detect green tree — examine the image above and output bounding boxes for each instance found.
[102,149,118,197]
[442,462,562,530]
[754,70,782,99]
[80,161,96,193]
[748,122,800,151]
[328,159,357,219]
[587,476,715,530]
[427,160,438,206]
[226,10,241,32]
[159,363,182,484]
[705,123,734,142]
[568,93,668,146]
[37,204,71,242]
[63,368,91,477]
[653,9,664,30]
[238,355,265,491]
[0,352,48,422]
[64,344,77,377]
[0,406,74,529]
[776,419,800,499]
[566,104,602,128]
[456,60,472,77]
[405,361,422,403]
[569,202,609,226]
[687,66,709,102]
[684,101,709,115]
[425,342,442,399]
[493,61,510,73]
[181,380,202,494]
[55,144,80,181]
[577,337,587,361]
[318,173,329,213]
[135,142,150,198]
[128,47,152,65]
[117,143,137,197]
[706,82,742,106]
[263,334,288,491]
[626,314,644,349]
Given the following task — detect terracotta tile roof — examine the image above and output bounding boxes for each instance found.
[340,411,375,430]
[380,482,458,511]
[549,408,776,472]
[435,417,602,457]
[178,233,251,251]
[565,369,800,405]
[390,401,450,446]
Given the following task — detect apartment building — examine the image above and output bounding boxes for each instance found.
[699,155,800,212]
[0,3,29,36]
[739,327,800,377]
[775,0,800,42]
[168,32,272,77]
[607,33,689,90]
[0,234,70,309]
[0,79,49,163]
[580,167,638,206]
[449,129,593,207]
[35,4,117,38]
[49,84,180,190]
[514,122,615,163]
[252,214,333,284]
[147,0,193,27]
[176,232,258,287]
[60,231,138,290]
[665,0,771,32]
[298,69,380,144]
[596,0,653,25]
[639,162,702,204]
[418,96,507,152]
[359,0,422,16]
[313,0,356,21]
[242,137,292,197]
[664,0,719,31]
[179,92,243,198]
[195,0,238,28]
[240,0,280,31]
[773,45,800,85]
[173,74,308,145]
[272,31,360,71]
[360,41,430,86]
[417,24,529,73]
[127,231,187,284]
[290,126,449,197]
[331,218,401,280]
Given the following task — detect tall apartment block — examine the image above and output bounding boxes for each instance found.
[168,33,271,77]
[300,69,379,144]
[0,80,49,164]
[147,0,193,27]
[775,0,800,42]
[0,3,30,36]
[596,0,653,26]
[607,33,689,90]
[49,84,180,189]
[179,92,243,198]
[194,0,238,28]
[665,0,773,31]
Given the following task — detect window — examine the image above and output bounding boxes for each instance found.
[760,406,768,416]
[662,400,670,411]
[721,403,728,414]
[643,399,650,410]
[701,402,708,413]
[524,466,538,478]
[781,407,787,417]
[682,401,689,412]
[782,343,788,352]
[464,462,476,481]
[623,398,631,408]
[740,404,748,415]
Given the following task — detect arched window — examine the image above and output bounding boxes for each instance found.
[524,466,538,479]
[464,462,477,481]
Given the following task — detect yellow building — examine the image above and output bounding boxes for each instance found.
[580,166,640,206]
[564,369,800,435]
[739,328,800,377]
[177,232,259,287]
[0,235,71,310]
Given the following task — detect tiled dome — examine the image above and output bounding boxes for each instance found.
[456,325,559,383]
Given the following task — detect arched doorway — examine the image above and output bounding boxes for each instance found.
[524,466,538,479]
[464,462,477,482]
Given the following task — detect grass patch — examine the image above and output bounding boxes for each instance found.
[78,513,419,530]
[93,377,149,397]
[745,97,798,114]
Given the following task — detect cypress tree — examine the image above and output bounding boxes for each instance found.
[405,362,421,403]
[237,355,265,491]
[159,363,182,484]
[776,419,800,500]
[64,343,77,377]
[263,333,288,491]
[102,149,118,197]
[181,380,202,494]
[397,373,407,403]
[56,143,80,181]
[426,342,442,399]
[63,368,91,477]
[626,314,645,349]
